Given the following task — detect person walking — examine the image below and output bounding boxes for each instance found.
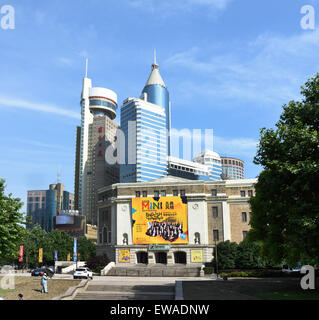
[41,272,48,294]
[18,293,23,300]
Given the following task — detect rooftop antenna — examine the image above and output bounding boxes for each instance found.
[85,58,88,78]
[57,167,61,184]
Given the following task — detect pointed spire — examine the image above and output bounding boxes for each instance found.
[144,50,166,88]
[57,167,61,184]
[85,58,88,78]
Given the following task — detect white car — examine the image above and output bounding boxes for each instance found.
[282,264,302,273]
[73,268,93,279]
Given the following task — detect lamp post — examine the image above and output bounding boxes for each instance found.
[214,240,219,279]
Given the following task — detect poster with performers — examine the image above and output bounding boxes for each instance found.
[132,196,188,244]
[191,249,203,263]
[119,250,130,263]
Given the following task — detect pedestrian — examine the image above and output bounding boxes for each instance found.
[41,272,48,294]
[18,293,23,300]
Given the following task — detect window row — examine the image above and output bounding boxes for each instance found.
[135,190,186,198]
[240,190,254,197]
[213,230,248,241]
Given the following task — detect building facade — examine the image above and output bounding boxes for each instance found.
[27,182,74,232]
[221,156,245,180]
[75,73,120,225]
[96,176,256,265]
[193,150,222,181]
[120,97,168,183]
[141,55,171,155]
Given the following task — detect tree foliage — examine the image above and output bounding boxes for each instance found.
[214,241,238,270]
[85,255,110,273]
[248,74,319,266]
[16,227,96,268]
[0,179,25,260]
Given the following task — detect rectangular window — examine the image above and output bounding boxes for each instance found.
[173,190,178,196]
[180,190,186,196]
[240,190,246,197]
[161,190,166,197]
[28,197,33,202]
[243,231,248,240]
[211,189,217,196]
[213,229,219,241]
[142,191,147,197]
[248,190,253,197]
[135,191,140,198]
[154,190,159,197]
[242,212,247,222]
[212,207,218,218]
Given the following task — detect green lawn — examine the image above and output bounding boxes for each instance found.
[0,289,16,295]
[251,291,319,300]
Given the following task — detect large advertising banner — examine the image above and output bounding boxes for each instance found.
[132,196,188,244]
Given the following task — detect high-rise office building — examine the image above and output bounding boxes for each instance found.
[193,150,222,181]
[74,64,120,225]
[120,96,167,182]
[27,182,74,232]
[221,156,245,180]
[120,56,169,183]
[141,53,171,155]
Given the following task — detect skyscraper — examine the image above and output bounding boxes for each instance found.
[141,52,171,155]
[193,150,222,181]
[120,96,167,182]
[75,63,119,225]
[221,156,245,180]
[120,56,169,183]
[27,182,74,232]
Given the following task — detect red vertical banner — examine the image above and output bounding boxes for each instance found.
[19,245,24,262]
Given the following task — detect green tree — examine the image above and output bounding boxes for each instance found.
[214,241,238,270]
[77,237,96,261]
[0,179,25,260]
[248,74,319,266]
[236,241,265,269]
[22,225,47,267]
[46,230,73,263]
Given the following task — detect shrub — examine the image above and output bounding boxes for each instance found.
[85,254,110,273]
[214,241,238,270]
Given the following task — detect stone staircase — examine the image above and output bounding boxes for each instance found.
[74,283,175,300]
[106,264,201,277]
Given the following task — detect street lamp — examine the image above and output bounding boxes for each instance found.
[214,239,219,279]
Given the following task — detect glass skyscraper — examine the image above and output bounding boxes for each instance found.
[120,97,167,182]
[120,56,169,183]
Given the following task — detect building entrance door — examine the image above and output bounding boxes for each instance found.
[174,251,187,264]
[155,252,167,264]
[136,251,148,264]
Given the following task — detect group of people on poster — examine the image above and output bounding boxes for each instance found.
[145,221,184,242]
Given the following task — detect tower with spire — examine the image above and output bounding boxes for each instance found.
[141,50,171,155]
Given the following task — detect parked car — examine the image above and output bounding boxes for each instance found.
[31,267,54,278]
[73,268,93,279]
[282,264,302,273]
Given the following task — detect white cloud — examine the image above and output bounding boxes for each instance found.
[214,136,258,158]
[0,95,80,119]
[164,29,319,107]
[125,0,232,13]
[58,57,73,66]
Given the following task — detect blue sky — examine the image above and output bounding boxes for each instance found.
[1,0,319,211]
